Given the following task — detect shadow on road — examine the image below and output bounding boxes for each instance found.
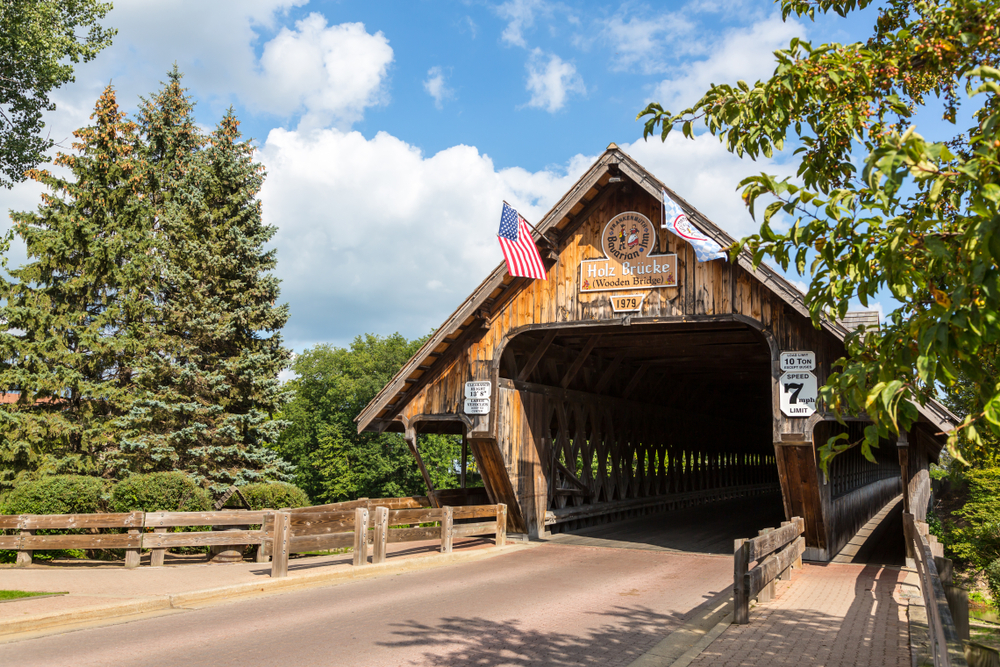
[378,588,732,666]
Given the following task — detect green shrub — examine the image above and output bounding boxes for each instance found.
[987,559,1000,611]
[239,482,310,510]
[4,475,109,515]
[109,472,212,513]
[950,467,1000,570]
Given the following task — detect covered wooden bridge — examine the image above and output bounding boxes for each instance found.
[355,144,958,561]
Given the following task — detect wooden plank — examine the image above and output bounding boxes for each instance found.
[289,532,354,553]
[367,496,429,510]
[451,506,499,520]
[386,508,444,525]
[744,520,802,562]
[453,521,498,538]
[289,499,368,513]
[0,516,22,530]
[289,511,355,528]
[746,536,805,599]
[386,526,441,544]
[594,352,625,394]
[125,526,141,569]
[756,528,775,602]
[144,510,269,527]
[517,330,557,382]
[373,506,389,564]
[560,335,600,388]
[0,535,21,549]
[150,527,167,567]
[270,511,290,578]
[142,530,263,549]
[353,507,369,566]
[21,512,144,529]
[19,534,142,550]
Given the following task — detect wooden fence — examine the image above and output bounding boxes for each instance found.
[1,498,507,572]
[1,510,271,568]
[268,503,507,578]
[903,511,968,667]
[733,516,805,624]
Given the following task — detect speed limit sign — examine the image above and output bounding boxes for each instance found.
[779,371,817,417]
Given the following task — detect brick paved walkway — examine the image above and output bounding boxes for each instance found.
[689,562,910,667]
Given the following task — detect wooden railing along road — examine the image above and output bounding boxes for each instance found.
[733,516,805,624]
[0,496,508,575]
[903,511,968,667]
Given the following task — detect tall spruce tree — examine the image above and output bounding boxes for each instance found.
[0,87,154,489]
[122,74,292,489]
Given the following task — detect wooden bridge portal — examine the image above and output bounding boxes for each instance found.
[356,144,957,561]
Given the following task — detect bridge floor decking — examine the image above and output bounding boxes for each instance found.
[543,493,787,555]
[831,495,905,566]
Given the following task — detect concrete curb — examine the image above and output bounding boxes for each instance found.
[1,544,523,641]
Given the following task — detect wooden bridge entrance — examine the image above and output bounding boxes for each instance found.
[356,144,958,562]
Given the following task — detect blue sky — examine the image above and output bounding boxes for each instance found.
[0,0,897,351]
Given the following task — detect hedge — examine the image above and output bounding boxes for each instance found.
[3,475,109,515]
[109,472,212,513]
[239,482,310,510]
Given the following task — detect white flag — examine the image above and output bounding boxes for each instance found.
[662,189,726,262]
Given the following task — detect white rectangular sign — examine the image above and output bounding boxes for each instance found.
[464,381,492,399]
[779,370,817,417]
[780,351,816,372]
[464,397,490,415]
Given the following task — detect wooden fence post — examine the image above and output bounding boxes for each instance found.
[353,507,369,566]
[441,506,454,554]
[255,512,271,563]
[270,511,290,578]
[757,528,774,602]
[373,506,388,564]
[734,537,749,625]
[150,528,167,567]
[124,511,143,569]
[793,517,804,569]
[496,504,507,547]
[15,520,33,568]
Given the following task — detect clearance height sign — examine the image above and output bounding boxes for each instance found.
[580,212,677,293]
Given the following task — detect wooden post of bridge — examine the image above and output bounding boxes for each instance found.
[734,537,749,625]
[271,511,290,578]
[373,506,389,564]
[496,504,507,547]
[757,528,775,601]
[125,511,143,569]
[353,507,369,566]
[441,506,454,554]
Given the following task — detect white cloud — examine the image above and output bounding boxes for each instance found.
[496,0,549,48]
[523,49,585,113]
[649,14,803,111]
[254,15,393,129]
[258,127,592,348]
[601,12,698,74]
[423,67,454,109]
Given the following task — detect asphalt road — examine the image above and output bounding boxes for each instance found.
[1,542,733,667]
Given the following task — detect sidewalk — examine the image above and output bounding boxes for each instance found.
[0,536,507,639]
[685,562,913,667]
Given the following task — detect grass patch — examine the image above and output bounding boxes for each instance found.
[0,590,67,600]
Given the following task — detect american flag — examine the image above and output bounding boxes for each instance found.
[498,202,547,280]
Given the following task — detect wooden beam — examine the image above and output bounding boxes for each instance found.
[405,426,439,508]
[517,330,557,382]
[502,347,519,379]
[555,459,591,495]
[594,352,625,394]
[622,364,650,399]
[561,335,600,389]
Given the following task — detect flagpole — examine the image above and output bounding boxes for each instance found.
[503,201,554,244]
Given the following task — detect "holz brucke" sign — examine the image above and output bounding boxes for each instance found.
[580,212,678,293]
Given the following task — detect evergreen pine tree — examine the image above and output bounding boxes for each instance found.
[123,82,292,489]
[0,87,154,489]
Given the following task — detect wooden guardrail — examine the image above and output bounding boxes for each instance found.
[268,503,507,578]
[1,510,271,568]
[903,511,968,667]
[733,516,805,624]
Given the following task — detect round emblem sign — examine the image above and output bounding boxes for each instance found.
[602,212,654,262]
